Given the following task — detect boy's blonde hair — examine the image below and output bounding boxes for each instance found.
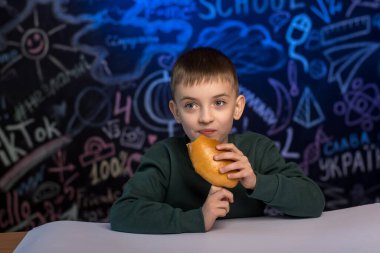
[170,47,239,98]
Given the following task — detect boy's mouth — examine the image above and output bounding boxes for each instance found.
[198,129,216,136]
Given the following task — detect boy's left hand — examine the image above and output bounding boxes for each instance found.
[214,143,256,190]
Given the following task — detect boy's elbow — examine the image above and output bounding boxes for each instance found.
[110,211,123,232]
[288,201,324,218]
[109,200,144,233]
[314,186,326,217]
[303,190,325,218]
[307,204,324,218]
[109,202,129,232]
[288,188,325,218]
[313,195,325,217]
[110,220,125,233]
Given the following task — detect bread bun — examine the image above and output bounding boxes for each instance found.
[187,135,238,188]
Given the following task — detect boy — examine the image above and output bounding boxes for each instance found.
[110,47,325,234]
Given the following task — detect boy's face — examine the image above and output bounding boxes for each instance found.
[169,81,245,143]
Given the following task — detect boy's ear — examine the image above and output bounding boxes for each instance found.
[233,95,246,120]
[169,100,181,123]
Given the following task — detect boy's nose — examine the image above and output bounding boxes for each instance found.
[199,108,214,124]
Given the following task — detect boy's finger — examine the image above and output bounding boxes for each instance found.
[214,151,239,161]
[216,188,234,203]
[216,144,243,155]
[218,201,230,214]
[215,143,231,149]
[219,162,240,173]
[209,185,223,195]
[225,190,234,203]
[215,207,229,218]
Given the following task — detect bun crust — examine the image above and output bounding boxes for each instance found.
[187,135,238,188]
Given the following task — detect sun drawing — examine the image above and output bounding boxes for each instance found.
[1,5,77,82]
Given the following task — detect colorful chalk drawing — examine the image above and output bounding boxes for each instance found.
[333,78,380,131]
[0,135,72,191]
[119,126,146,150]
[60,0,192,85]
[269,11,291,33]
[133,70,180,136]
[275,127,301,160]
[310,0,342,24]
[79,136,115,168]
[304,30,323,51]
[286,13,312,72]
[287,60,299,97]
[194,20,286,75]
[346,0,380,17]
[239,85,277,127]
[321,15,371,46]
[293,87,325,128]
[301,126,332,175]
[66,86,112,137]
[324,42,380,95]
[48,150,75,183]
[266,78,293,136]
[309,59,328,80]
[0,0,80,83]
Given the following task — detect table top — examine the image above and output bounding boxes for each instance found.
[0,231,27,253]
[14,203,380,253]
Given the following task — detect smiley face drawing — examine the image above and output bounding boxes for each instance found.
[1,5,76,83]
[21,28,49,60]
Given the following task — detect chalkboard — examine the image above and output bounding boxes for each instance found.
[1,0,379,232]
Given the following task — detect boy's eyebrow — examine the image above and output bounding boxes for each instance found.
[180,93,230,101]
[213,93,230,98]
[180,96,196,101]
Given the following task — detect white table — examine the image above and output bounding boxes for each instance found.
[15,203,379,253]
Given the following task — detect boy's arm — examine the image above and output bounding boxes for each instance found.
[248,138,325,218]
[110,155,205,234]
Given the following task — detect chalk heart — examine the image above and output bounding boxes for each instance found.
[158,54,176,70]
[148,134,157,145]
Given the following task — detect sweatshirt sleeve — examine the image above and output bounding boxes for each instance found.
[109,143,205,234]
[248,136,325,218]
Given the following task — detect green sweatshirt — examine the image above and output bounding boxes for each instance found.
[110,132,325,234]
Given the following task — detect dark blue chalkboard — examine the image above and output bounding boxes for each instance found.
[1,0,379,232]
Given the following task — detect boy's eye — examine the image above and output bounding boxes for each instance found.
[184,102,197,109]
[214,100,226,107]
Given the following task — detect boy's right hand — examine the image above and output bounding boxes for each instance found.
[202,186,234,232]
